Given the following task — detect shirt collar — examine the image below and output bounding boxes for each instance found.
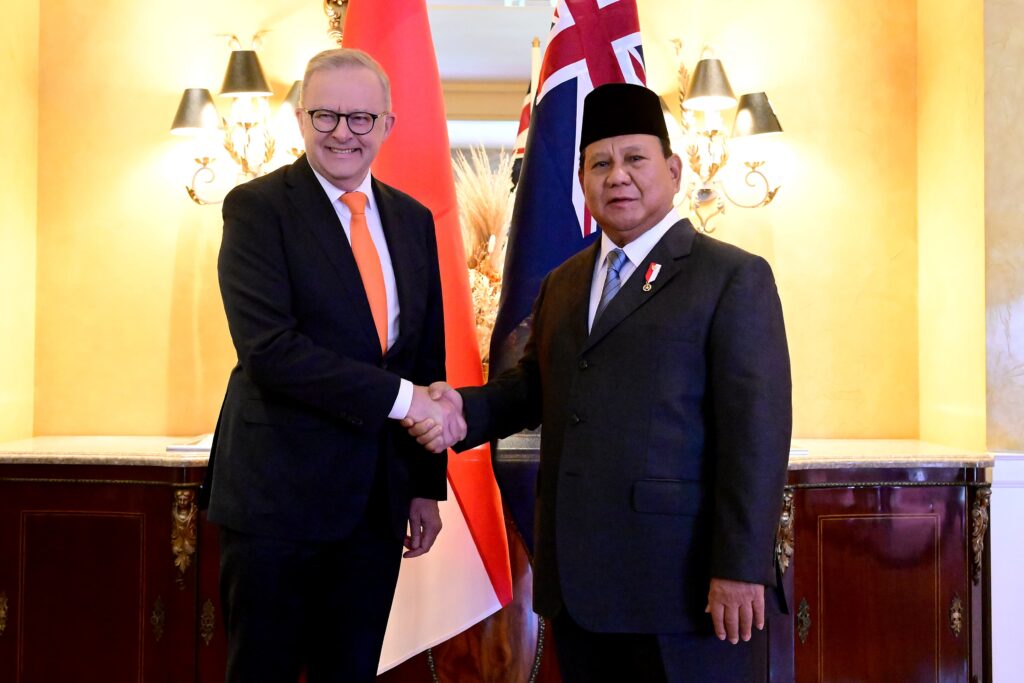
[598,206,683,270]
[309,168,376,214]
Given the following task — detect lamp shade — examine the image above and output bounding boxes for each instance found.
[731,92,783,138]
[170,88,222,135]
[683,58,736,111]
[220,50,272,97]
[283,80,302,111]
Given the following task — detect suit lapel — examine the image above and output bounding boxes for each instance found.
[565,241,601,348]
[373,179,416,359]
[583,219,697,353]
[285,155,381,354]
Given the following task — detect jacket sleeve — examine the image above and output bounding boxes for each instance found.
[456,276,548,451]
[707,255,792,586]
[398,207,448,501]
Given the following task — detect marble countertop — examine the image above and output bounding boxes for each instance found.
[0,435,210,468]
[0,436,995,470]
[788,439,993,470]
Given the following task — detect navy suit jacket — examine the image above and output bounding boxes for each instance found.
[458,219,792,634]
[205,155,447,542]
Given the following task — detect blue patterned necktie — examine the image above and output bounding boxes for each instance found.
[594,248,627,324]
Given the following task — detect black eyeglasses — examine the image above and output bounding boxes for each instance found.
[302,109,387,135]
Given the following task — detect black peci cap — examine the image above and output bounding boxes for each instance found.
[579,83,669,154]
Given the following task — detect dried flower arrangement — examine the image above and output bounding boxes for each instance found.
[452,146,516,367]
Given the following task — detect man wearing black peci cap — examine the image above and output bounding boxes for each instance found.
[406,82,792,682]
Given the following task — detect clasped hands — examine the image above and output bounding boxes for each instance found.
[402,382,465,453]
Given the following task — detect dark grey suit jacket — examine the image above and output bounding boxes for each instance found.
[459,219,791,634]
[205,155,447,542]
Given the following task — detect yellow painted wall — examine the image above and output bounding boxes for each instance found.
[984,0,1024,452]
[642,0,920,437]
[33,0,333,435]
[0,1,39,441]
[917,0,986,449]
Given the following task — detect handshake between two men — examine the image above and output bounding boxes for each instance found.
[402,382,464,453]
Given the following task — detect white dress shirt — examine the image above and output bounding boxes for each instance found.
[311,169,413,419]
[588,208,684,332]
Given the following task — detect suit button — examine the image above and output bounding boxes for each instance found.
[381,361,389,370]
[571,413,582,424]
[578,359,589,370]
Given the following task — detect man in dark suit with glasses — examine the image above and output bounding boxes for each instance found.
[205,48,464,682]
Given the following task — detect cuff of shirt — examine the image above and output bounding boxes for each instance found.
[389,378,413,420]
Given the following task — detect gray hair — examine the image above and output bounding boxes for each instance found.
[300,48,391,110]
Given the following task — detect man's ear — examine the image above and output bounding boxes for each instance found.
[667,153,683,189]
[381,112,397,141]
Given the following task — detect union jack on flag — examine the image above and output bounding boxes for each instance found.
[490,0,647,553]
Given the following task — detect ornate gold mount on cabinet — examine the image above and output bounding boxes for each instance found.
[201,599,217,646]
[172,488,198,589]
[775,489,795,575]
[796,598,811,644]
[0,590,8,636]
[949,593,964,637]
[971,487,991,585]
[151,596,166,642]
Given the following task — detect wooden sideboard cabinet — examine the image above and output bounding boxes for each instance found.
[0,438,993,683]
[0,437,225,683]
[784,441,993,683]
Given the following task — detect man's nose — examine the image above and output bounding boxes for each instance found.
[606,163,631,185]
[331,121,354,141]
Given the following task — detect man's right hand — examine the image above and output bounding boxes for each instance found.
[403,383,465,453]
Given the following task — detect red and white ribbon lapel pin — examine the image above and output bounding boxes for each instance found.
[642,262,662,292]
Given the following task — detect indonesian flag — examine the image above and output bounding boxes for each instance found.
[342,0,514,673]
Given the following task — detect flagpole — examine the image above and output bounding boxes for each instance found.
[530,37,541,96]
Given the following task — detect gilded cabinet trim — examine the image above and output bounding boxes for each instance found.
[201,599,216,646]
[797,598,811,644]
[151,596,166,642]
[971,487,991,585]
[775,489,795,575]
[949,593,964,637]
[172,488,197,589]
[0,591,8,636]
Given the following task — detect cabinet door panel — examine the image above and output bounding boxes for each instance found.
[0,471,199,683]
[20,512,145,683]
[794,484,970,683]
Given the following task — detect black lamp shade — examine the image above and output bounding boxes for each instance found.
[220,50,272,98]
[170,88,222,134]
[731,92,783,138]
[684,58,737,111]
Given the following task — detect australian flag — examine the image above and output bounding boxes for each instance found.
[490,0,647,554]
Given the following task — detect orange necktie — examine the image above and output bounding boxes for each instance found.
[340,191,388,354]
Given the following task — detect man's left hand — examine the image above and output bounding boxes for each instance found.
[404,497,442,558]
[705,577,765,644]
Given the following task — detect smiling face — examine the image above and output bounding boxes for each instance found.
[297,64,395,191]
[579,134,682,247]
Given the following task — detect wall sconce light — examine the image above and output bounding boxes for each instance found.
[169,33,303,205]
[673,43,783,232]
